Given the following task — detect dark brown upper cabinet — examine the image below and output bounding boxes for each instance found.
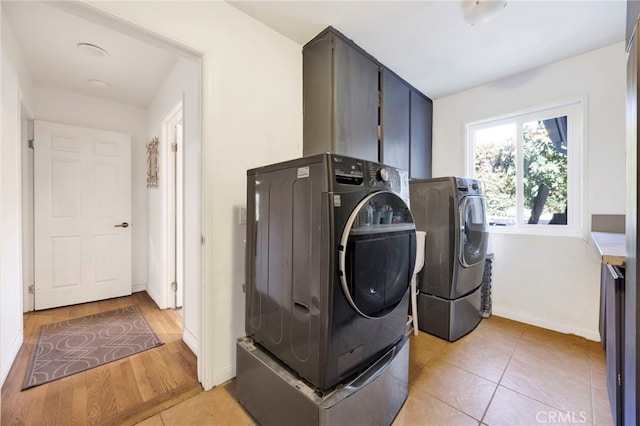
[627,0,640,52]
[410,90,433,180]
[303,28,379,163]
[380,68,410,171]
[303,26,433,178]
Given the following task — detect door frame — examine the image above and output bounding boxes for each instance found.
[20,101,34,312]
[163,102,184,310]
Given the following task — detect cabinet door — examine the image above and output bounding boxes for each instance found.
[333,37,379,162]
[625,21,639,426]
[605,264,625,426]
[381,69,410,170]
[410,91,433,179]
[599,263,607,348]
[303,33,334,157]
[627,1,640,51]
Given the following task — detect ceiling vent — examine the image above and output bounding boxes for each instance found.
[77,42,109,57]
[88,79,110,88]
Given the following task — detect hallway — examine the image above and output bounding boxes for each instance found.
[0,292,201,425]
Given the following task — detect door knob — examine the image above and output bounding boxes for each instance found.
[114,222,129,228]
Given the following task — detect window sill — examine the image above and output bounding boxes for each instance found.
[487,225,586,239]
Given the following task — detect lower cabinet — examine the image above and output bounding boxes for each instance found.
[602,263,625,426]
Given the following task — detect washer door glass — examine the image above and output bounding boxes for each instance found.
[339,191,416,319]
[459,195,489,267]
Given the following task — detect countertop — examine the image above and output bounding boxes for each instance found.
[591,232,626,267]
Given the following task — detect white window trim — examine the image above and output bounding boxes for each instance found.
[465,95,588,239]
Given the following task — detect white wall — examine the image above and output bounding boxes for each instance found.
[0,11,34,386]
[433,42,627,340]
[89,1,303,388]
[146,56,200,353]
[32,86,149,293]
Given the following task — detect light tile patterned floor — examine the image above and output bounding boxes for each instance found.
[137,316,612,426]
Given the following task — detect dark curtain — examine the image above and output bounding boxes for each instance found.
[542,116,568,155]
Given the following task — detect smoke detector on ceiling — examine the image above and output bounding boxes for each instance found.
[462,0,507,26]
[77,43,109,57]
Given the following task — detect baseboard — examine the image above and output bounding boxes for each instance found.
[146,285,165,309]
[182,327,198,355]
[212,365,234,387]
[492,306,601,342]
[1,329,24,387]
[132,282,146,293]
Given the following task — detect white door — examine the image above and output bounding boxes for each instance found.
[34,120,132,310]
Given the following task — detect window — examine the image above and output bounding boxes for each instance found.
[466,98,585,237]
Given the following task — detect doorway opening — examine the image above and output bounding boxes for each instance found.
[8,1,203,382]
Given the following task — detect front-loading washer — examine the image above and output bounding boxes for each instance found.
[245,153,417,391]
[409,176,489,341]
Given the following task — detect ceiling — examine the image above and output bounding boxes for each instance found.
[229,0,627,99]
[1,1,181,108]
[1,1,627,107]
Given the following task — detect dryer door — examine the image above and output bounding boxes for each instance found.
[459,195,489,267]
[339,191,417,319]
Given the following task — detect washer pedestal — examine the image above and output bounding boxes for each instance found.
[417,285,482,342]
[236,336,409,426]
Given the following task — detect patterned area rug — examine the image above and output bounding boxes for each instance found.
[22,305,163,390]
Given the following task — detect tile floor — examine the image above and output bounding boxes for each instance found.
[137,315,612,426]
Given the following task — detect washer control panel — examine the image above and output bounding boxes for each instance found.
[333,156,365,185]
[455,177,483,195]
[331,155,408,200]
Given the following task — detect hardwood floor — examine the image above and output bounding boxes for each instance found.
[0,292,202,425]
